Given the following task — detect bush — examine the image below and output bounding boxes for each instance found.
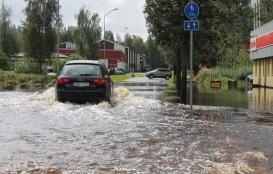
[0,51,10,70]
[195,66,253,82]
[52,54,84,73]
[14,61,47,74]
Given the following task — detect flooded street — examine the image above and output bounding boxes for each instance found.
[0,81,273,174]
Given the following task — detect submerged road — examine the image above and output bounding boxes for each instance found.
[0,78,273,174]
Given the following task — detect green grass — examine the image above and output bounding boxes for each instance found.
[162,75,180,103]
[195,66,252,83]
[111,73,145,83]
[0,70,55,90]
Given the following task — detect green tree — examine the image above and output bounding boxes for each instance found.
[260,0,273,25]
[116,33,122,44]
[145,0,254,103]
[145,35,166,69]
[60,26,76,43]
[23,0,59,73]
[0,1,19,57]
[75,8,101,60]
[0,50,9,70]
[104,30,115,42]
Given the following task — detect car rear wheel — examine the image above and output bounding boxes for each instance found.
[165,75,170,80]
[149,75,154,79]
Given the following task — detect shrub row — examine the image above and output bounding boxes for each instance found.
[195,66,253,82]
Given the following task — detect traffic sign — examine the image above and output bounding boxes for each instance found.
[184,20,199,31]
[184,2,200,20]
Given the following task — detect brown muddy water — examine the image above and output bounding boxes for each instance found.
[0,82,273,174]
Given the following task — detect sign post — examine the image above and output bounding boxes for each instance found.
[184,1,200,110]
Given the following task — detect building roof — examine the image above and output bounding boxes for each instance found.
[98,39,129,49]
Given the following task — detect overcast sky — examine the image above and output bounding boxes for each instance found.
[5,0,148,41]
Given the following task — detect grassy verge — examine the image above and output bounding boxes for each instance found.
[194,66,252,87]
[111,73,145,83]
[162,75,180,103]
[0,70,55,91]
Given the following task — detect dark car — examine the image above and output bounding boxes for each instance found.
[56,60,112,103]
[146,68,172,80]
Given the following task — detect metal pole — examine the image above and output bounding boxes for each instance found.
[104,15,106,59]
[103,8,118,61]
[190,31,193,110]
[57,0,60,72]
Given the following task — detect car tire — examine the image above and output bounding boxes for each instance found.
[165,75,170,80]
[149,75,154,79]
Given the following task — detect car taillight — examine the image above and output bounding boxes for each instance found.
[56,78,70,85]
[93,78,107,86]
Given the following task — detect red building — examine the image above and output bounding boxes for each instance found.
[99,40,142,72]
[59,42,76,56]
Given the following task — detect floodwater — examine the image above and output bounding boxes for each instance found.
[188,83,273,111]
[0,82,273,174]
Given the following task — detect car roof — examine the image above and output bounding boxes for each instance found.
[66,60,102,65]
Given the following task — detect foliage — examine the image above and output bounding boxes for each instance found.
[75,8,101,60]
[104,30,115,42]
[52,54,84,72]
[23,0,59,73]
[0,1,19,56]
[0,70,54,90]
[115,34,122,44]
[144,0,254,103]
[195,66,253,82]
[0,50,10,70]
[60,26,76,43]
[145,35,166,68]
[260,0,273,25]
[14,61,47,74]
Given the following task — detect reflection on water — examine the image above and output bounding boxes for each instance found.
[250,88,273,111]
[187,83,273,111]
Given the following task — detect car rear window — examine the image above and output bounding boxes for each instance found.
[62,64,102,76]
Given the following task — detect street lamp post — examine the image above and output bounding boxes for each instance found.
[103,8,118,60]
[56,0,60,73]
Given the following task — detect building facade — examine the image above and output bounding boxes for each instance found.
[250,20,273,87]
[99,40,143,72]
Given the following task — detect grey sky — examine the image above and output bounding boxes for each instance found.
[5,0,148,40]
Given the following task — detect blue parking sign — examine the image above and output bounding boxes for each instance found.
[184,2,200,20]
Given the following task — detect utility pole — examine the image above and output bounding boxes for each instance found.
[103,8,118,60]
[57,0,60,73]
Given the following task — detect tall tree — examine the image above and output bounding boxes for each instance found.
[75,8,101,60]
[104,30,115,42]
[260,0,273,25]
[115,33,122,44]
[60,26,76,43]
[23,0,59,72]
[145,35,166,69]
[0,1,18,56]
[132,35,145,56]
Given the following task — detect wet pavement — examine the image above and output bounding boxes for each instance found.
[0,81,273,174]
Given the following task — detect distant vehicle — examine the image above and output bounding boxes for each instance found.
[146,68,172,80]
[55,60,112,103]
[109,68,125,75]
[246,74,253,83]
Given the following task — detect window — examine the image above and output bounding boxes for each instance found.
[62,64,102,76]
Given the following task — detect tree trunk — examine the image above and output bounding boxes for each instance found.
[180,40,188,104]
[176,47,181,94]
